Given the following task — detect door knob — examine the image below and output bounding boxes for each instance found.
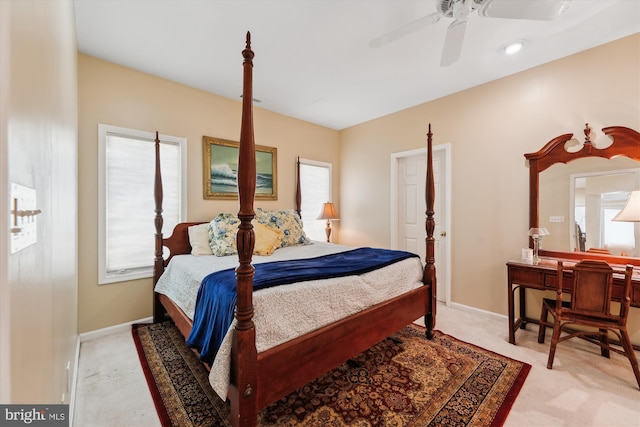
[440,231,447,237]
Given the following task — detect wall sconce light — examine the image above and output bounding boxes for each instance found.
[10,183,40,253]
[318,202,339,243]
[10,197,42,234]
[528,227,550,262]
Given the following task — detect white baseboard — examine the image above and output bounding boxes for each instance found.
[79,317,153,343]
[448,301,507,322]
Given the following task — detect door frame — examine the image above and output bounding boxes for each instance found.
[390,144,451,306]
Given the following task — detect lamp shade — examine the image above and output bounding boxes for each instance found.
[613,190,640,222]
[528,227,550,238]
[318,202,339,220]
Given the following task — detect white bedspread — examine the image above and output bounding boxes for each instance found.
[154,241,424,399]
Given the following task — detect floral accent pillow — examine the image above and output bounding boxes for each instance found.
[255,208,313,248]
[208,213,240,256]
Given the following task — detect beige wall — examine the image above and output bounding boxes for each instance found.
[78,34,640,344]
[340,34,640,343]
[1,0,78,403]
[78,55,340,333]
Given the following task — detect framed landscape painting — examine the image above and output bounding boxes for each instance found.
[202,136,278,200]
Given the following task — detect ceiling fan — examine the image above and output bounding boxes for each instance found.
[369,0,572,67]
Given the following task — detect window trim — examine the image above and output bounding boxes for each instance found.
[98,124,187,285]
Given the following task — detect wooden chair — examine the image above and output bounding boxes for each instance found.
[537,260,640,388]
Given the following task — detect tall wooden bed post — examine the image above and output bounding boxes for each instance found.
[424,124,436,337]
[295,156,302,219]
[231,31,258,427]
[153,131,165,323]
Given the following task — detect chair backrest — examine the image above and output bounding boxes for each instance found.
[571,260,614,316]
[565,260,635,322]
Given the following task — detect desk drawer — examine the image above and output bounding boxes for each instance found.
[545,273,572,291]
[510,268,545,288]
[613,281,640,308]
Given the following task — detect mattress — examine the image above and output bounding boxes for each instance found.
[154,241,424,398]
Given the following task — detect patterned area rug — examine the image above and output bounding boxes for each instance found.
[132,322,530,427]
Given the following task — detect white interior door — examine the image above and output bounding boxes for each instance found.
[432,149,447,303]
[398,155,426,260]
[392,146,450,304]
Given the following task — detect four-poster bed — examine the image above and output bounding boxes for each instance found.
[152,33,437,427]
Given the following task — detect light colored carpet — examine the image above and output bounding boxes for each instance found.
[73,304,640,427]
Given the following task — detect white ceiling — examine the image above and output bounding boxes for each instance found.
[74,0,640,130]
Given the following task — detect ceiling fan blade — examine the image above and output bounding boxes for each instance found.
[440,19,467,67]
[477,0,572,21]
[369,12,441,48]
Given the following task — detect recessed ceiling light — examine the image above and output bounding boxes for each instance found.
[504,41,525,55]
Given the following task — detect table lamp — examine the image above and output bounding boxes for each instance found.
[528,227,550,262]
[613,190,640,222]
[318,202,339,242]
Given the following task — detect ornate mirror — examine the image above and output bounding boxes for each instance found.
[525,124,640,265]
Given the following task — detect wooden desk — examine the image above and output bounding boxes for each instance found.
[506,257,640,345]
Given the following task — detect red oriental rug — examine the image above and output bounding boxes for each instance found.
[133,322,530,426]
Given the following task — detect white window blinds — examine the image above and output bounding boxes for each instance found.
[98,124,186,284]
[299,159,332,242]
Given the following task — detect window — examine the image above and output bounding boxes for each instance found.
[299,158,332,241]
[98,124,186,284]
[603,206,635,249]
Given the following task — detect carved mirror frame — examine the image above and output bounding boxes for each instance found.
[525,124,640,266]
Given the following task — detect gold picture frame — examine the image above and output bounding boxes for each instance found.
[203,136,278,200]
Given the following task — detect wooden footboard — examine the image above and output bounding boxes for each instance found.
[254,285,430,407]
[156,284,431,410]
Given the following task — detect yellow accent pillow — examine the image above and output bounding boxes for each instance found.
[253,223,283,256]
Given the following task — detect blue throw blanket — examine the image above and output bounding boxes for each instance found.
[186,247,419,364]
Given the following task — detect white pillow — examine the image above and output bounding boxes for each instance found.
[188,223,213,256]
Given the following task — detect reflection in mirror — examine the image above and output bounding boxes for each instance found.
[539,156,640,256]
[571,169,639,256]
